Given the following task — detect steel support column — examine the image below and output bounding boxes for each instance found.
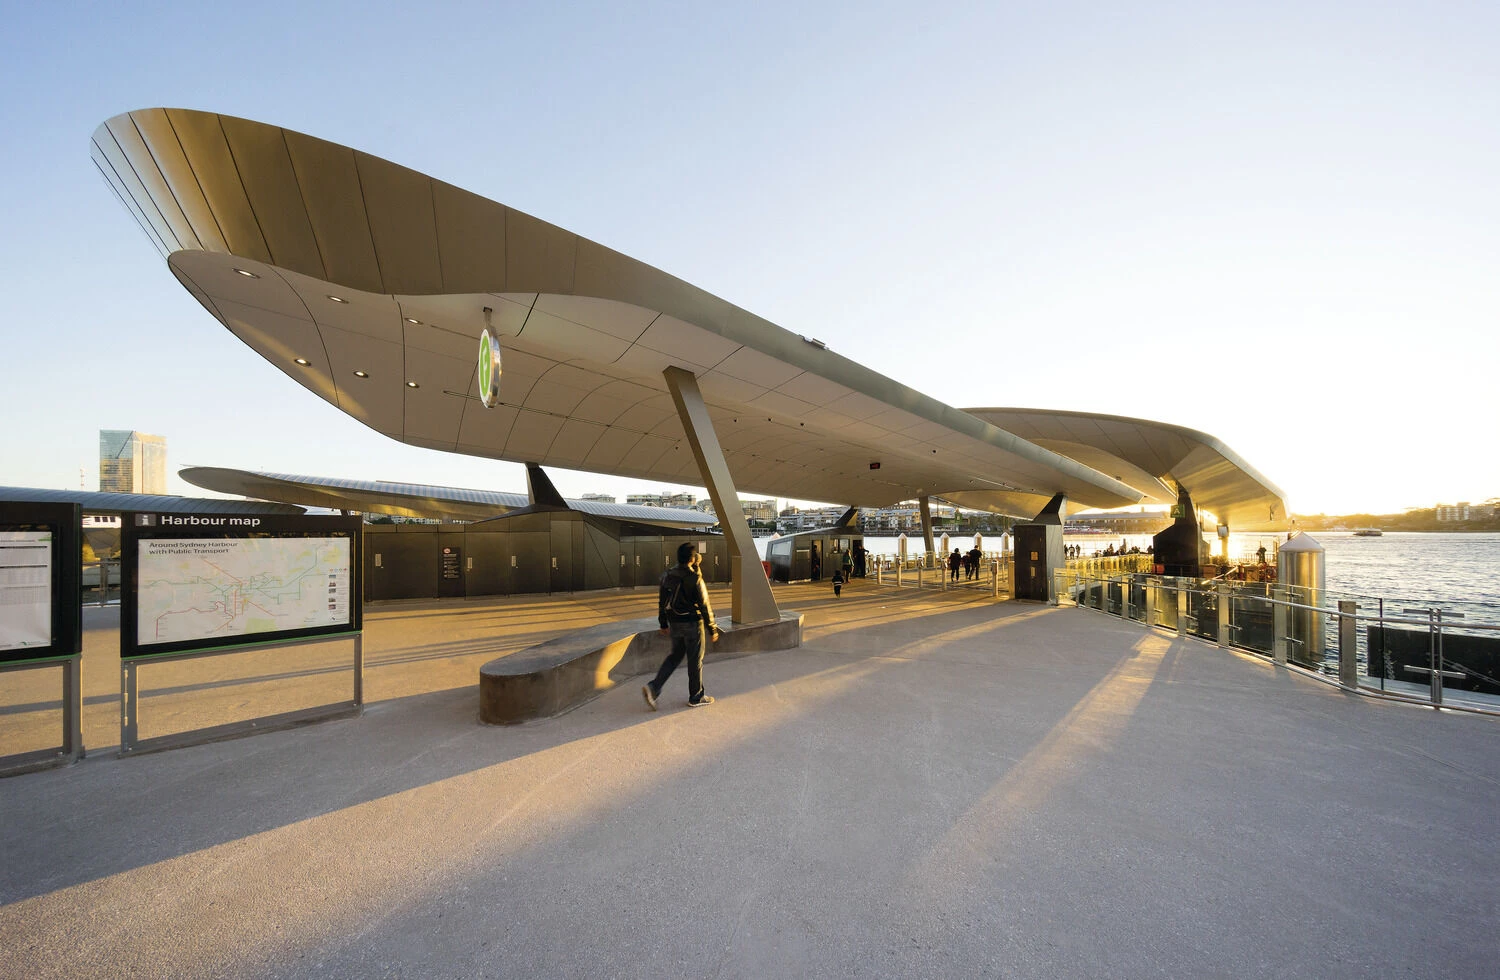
[919,496,936,563]
[664,367,780,625]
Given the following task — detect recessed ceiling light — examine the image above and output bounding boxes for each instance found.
[404,317,421,324]
[327,295,348,303]
[405,381,419,388]
[234,269,259,278]
[353,370,369,378]
[293,357,310,366]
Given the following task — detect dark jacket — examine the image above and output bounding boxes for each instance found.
[659,563,719,632]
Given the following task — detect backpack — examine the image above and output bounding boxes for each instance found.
[662,567,702,617]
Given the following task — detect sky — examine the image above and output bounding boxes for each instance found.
[1,1,1495,517]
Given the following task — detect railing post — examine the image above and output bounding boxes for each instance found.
[1217,583,1230,648]
[1176,585,1187,636]
[992,560,999,598]
[896,561,902,588]
[1338,600,1357,690]
[1272,587,1290,665]
[1430,609,1443,707]
[917,563,923,590]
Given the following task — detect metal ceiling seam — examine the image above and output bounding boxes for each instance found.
[348,148,388,294]
[449,358,480,452]
[426,176,446,301]
[94,137,174,257]
[91,155,168,259]
[162,110,235,267]
[169,265,237,351]
[127,112,204,252]
[261,264,344,413]
[277,126,332,284]
[511,293,540,340]
[604,311,663,363]
[100,120,179,254]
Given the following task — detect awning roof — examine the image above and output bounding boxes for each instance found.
[91,108,1282,522]
[957,408,1288,528]
[178,466,718,526]
[0,486,304,517]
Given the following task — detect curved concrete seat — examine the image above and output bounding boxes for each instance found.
[480,612,803,724]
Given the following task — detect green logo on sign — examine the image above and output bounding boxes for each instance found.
[478,329,502,408]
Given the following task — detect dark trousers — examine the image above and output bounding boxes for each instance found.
[651,620,705,702]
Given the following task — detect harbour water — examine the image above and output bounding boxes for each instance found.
[760,531,1500,624]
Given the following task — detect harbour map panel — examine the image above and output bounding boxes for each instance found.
[136,536,351,648]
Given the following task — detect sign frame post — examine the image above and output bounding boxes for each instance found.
[117,512,364,758]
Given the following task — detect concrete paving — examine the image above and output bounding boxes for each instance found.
[2,580,1498,978]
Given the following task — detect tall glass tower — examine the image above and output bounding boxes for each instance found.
[99,430,167,494]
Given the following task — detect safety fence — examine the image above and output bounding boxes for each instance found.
[1055,568,1500,716]
[869,554,1009,597]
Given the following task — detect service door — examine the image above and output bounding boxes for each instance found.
[550,520,574,594]
[618,538,636,589]
[465,529,509,597]
[512,531,549,595]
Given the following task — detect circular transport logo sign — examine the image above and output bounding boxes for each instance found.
[478,329,502,408]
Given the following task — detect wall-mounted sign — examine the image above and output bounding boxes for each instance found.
[0,503,81,665]
[478,328,502,408]
[121,514,361,660]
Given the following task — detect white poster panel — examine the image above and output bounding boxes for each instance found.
[0,531,52,652]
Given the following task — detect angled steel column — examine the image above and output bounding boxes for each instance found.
[664,367,780,625]
[919,496,936,562]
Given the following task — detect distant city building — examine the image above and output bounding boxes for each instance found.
[99,429,167,494]
[625,491,697,509]
[580,493,616,504]
[1065,509,1172,534]
[691,497,777,522]
[741,498,777,522]
[1434,501,1470,522]
[776,505,847,532]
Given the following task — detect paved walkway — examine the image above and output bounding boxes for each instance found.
[2,581,1498,978]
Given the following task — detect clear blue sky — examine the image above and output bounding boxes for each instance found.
[2,1,1496,516]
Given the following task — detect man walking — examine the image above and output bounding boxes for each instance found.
[643,542,721,710]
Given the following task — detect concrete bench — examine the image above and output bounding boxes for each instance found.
[479,612,803,724]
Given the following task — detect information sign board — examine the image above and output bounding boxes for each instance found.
[0,530,52,652]
[121,514,362,659]
[0,503,81,665]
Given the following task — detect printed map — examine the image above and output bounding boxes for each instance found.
[137,537,350,648]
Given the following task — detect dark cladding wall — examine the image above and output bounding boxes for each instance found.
[363,514,729,601]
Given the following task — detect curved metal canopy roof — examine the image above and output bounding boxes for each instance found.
[92,108,1146,519]
[178,466,717,526]
[0,486,304,516]
[956,408,1289,528]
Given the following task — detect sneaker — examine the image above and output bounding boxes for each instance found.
[687,695,715,707]
[642,684,658,711]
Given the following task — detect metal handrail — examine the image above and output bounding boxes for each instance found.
[1057,567,1500,714]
